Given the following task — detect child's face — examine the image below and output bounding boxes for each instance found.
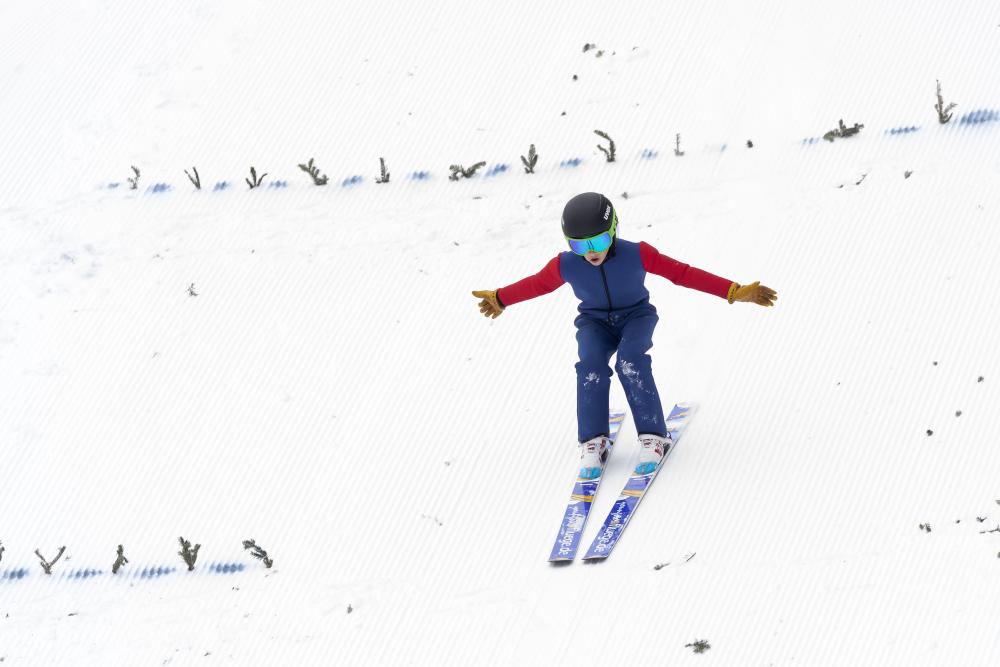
[585,249,610,266]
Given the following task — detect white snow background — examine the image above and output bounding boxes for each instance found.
[2,1,1000,664]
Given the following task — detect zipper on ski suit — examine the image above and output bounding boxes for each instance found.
[599,265,614,323]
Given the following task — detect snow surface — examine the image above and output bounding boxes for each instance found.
[2,1,1000,664]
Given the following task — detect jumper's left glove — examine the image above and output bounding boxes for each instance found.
[727,281,777,307]
[472,289,505,319]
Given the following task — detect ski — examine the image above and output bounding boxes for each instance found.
[582,402,695,561]
[548,409,628,562]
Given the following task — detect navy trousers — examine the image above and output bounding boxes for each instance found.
[575,311,666,442]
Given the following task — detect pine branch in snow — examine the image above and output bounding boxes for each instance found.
[674,133,685,156]
[595,130,616,162]
[35,546,66,575]
[297,158,328,185]
[520,144,538,173]
[448,162,486,180]
[0,540,4,563]
[934,80,957,124]
[127,165,140,190]
[823,119,864,142]
[242,539,274,568]
[178,536,200,571]
[685,639,711,654]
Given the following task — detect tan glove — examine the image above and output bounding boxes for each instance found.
[727,281,777,306]
[472,289,505,319]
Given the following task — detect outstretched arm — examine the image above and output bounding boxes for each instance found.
[639,242,776,306]
[472,256,565,319]
[639,242,732,298]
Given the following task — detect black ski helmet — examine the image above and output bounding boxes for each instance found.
[561,192,616,239]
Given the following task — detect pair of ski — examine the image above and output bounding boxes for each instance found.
[549,403,693,562]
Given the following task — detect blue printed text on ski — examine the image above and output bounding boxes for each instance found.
[583,403,694,560]
[548,410,627,562]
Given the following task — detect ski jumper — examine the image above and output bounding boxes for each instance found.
[496,239,732,442]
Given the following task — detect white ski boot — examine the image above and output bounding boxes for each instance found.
[634,433,673,475]
[578,435,612,479]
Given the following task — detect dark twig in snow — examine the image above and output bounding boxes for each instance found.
[246,166,267,189]
[185,166,201,190]
[112,545,128,574]
[35,546,66,575]
[375,157,390,184]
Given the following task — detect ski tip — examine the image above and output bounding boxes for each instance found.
[548,558,574,566]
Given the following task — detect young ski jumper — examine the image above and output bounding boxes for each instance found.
[473,192,777,479]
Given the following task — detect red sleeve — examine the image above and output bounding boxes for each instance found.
[639,241,733,300]
[497,256,565,307]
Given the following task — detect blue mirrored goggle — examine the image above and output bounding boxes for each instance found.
[567,232,613,255]
[566,211,617,255]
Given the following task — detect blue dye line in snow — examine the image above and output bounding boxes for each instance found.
[559,157,582,168]
[485,163,509,177]
[207,562,247,574]
[136,565,177,579]
[65,568,104,580]
[800,137,822,146]
[107,182,121,189]
[269,180,289,188]
[886,125,920,135]
[410,170,431,180]
[1,562,254,583]
[342,175,363,187]
[959,108,999,125]
[213,181,230,191]
[641,149,658,159]
[148,183,171,193]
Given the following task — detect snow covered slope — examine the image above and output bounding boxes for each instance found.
[2,1,1000,664]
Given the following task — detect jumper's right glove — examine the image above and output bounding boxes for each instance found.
[472,289,505,319]
[727,281,777,306]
